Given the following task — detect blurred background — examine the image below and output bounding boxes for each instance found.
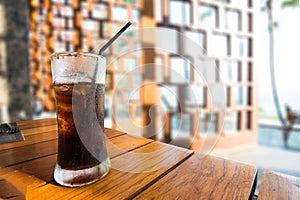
[0,0,299,177]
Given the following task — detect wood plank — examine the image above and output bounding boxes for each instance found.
[0,127,126,152]
[258,170,300,200]
[0,140,57,166]
[107,134,153,158]
[0,178,24,199]
[17,118,124,138]
[0,130,58,151]
[9,154,57,183]
[136,154,257,199]
[0,127,145,166]
[20,125,57,137]
[17,118,56,130]
[19,127,124,140]
[0,167,46,199]
[26,142,193,199]
[18,117,125,135]
[7,134,153,183]
[104,128,126,138]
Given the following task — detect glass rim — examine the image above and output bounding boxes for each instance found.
[51,51,104,59]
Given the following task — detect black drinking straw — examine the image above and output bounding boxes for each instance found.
[73,21,132,164]
[84,21,131,121]
[91,21,131,88]
[98,21,132,56]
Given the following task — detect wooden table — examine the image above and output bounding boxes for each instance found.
[0,118,300,199]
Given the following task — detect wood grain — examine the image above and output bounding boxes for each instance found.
[6,133,153,183]
[0,130,58,151]
[17,118,124,138]
[3,118,300,200]
[258,170,300,200]
[19,125,57,137]
[0,167,46,199]
[104,128,126,138]
[107,134,153,158]
[136,154,257,199]
[0,117,135,166]
[26,142,193,199]
[0,178,24,199]
[10,154,57,183]
[0,139,57,167]
[17,118,56,130]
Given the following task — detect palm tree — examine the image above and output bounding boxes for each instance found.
[263,0,299,125]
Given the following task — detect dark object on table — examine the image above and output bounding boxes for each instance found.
[0,123,25,144]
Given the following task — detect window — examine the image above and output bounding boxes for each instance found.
[170,57,191,83]
[199,113,218,134]
[170,1,191,26]
[225,9,240,31]
[199,4,217,29]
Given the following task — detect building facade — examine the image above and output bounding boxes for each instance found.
[28,0,257,150]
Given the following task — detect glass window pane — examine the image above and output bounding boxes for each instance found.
[185,31,205,54]
[198,58,217,83]
[170,1,191,26]
[185,85,205,111]
[161,85,178,112]
[225,9,240,31]
[199,113,218,134]
[241,61,250,82]
[224,112,238,133]
[113,6,128,21]
[115,74,129,89]
[133,72,142,88]
[132,9,140,23]
[220,61,239,83]
[124,57,137,71]
[209,34,228,56]
[83,20,98,31]
[170,57,191,83]
[101,22,121,39]
[171,114,192,138]
[199,4,216,29]
[114,40,129,55]
[92,3,108,19]
[233,37,250,58]
[115,90,129,119]
[235,86,248,106]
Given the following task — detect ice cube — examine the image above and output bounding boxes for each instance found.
[74,71,92,82]
[55,71,92,83]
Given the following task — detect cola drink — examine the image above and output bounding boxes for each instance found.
[54,82,106,170]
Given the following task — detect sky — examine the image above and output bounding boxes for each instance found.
[255,1,300,115]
